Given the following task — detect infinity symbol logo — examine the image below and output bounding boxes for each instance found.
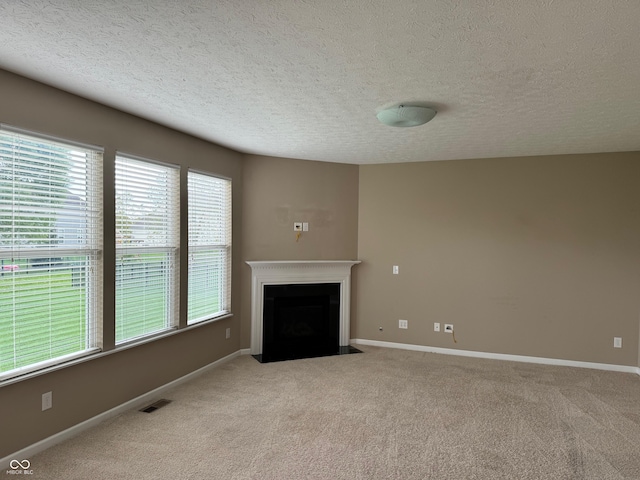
[10,459,30,469]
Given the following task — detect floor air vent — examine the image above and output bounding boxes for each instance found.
[139,399,172,413]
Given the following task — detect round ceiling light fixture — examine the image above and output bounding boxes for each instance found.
[377,104,437,127]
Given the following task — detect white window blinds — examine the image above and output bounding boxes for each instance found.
[187,171,231,324]
[115,155,179,343]
[0,126,103,381]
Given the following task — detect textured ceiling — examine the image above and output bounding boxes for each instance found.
[1,1,639,164]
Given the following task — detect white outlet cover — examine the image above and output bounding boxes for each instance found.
[614,337,622,348]
[444,324,454,332]
[399,319,408,329]
[392,265,399,274]
[434,322,440,332]
[42,391,52,411]
[293,222,303,231]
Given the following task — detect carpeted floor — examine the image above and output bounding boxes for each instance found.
[26,346,640,479]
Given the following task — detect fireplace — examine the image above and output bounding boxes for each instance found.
[246,260,360,362]
[262,283,340,362]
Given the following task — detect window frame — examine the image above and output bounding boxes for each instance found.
[114,153,180,345]
[0,124,235,385]
[0,125,103,382]
[187,169,232,325]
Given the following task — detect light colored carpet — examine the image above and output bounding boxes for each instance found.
[27,346,640,479]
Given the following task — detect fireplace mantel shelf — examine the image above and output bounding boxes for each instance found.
[246,260,361,268]
[246,260,361,355]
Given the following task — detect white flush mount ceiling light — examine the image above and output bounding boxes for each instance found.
[377,104,437,127]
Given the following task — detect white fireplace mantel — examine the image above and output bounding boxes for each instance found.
[246,260,361,355]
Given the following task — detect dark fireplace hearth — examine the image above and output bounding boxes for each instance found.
[255,283,359,363]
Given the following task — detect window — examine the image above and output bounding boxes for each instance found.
[115,155,179,343]
[0,126,103,381]
[187,171,231,324]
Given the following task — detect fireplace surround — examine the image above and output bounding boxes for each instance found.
[246,260,360,360]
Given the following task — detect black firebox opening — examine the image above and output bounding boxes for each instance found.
[259,283,343,363]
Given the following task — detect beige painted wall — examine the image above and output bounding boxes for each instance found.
[356,154,640,366]
[2,66,638,460]
[241,155,359,347]
[0,69,244,457]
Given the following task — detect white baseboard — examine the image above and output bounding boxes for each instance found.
[240,348,252,355]
[351,338,640,376]
[1,350,241,471]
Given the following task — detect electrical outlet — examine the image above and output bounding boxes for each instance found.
[434,322,440,332]
[42,391,52,411]
[444,324,454,333]
[399,319,408,329]
[614,337,622,348]
[302,222,309,231]
[293,222,303,231]
[392,265,399,275]
[226,328,231,339]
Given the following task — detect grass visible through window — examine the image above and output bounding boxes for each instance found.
[1,257,223,373]
[0,265,86,372]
